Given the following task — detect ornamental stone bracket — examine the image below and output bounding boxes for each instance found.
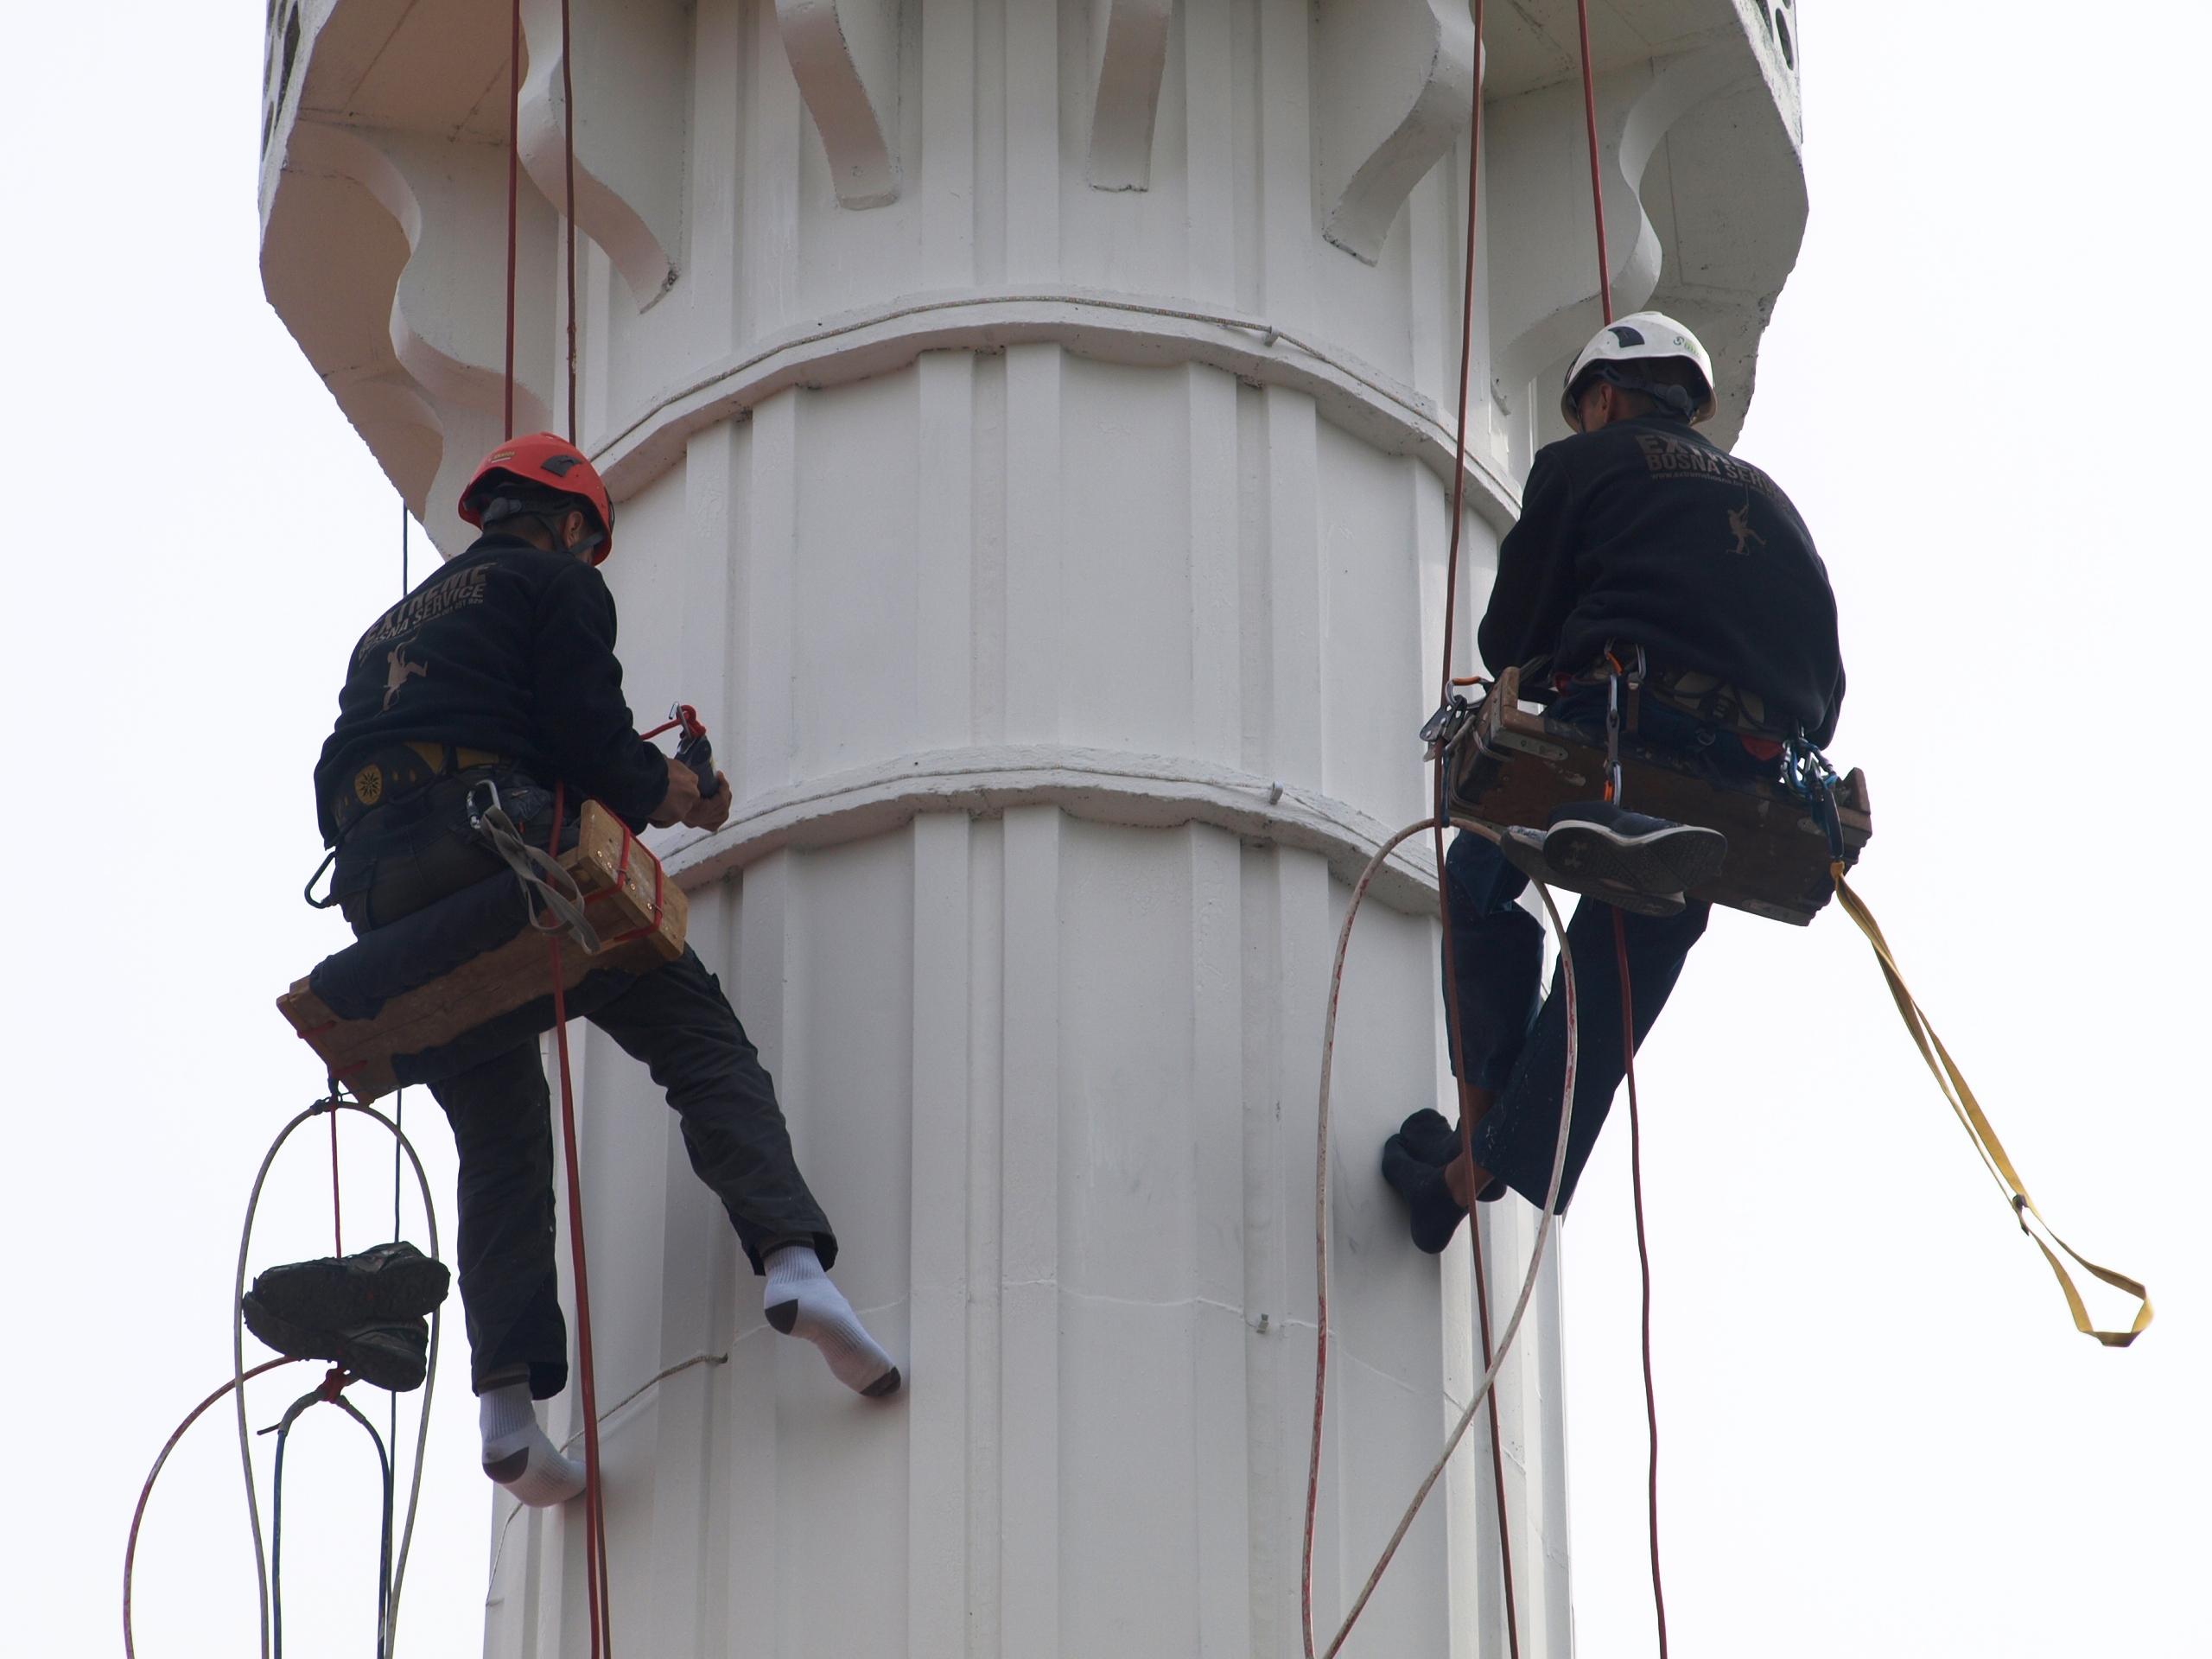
[1314,0,1480,264]
[1487,41,1799,452]
[266,118,557,544]
[774,0,903,208]
[518,0,688,308]
[1085,0,1174,191]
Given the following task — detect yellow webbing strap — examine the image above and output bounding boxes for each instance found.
[1830,862,2153,1348]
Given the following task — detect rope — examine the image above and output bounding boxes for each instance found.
[1613,910,1669,1657]
[503,0,521,441]
[1830,867,2152,1345]
[545,783,614,1656]
[124,1357,298,1658]
[231,1098,444,1659]
[270,1377,396,1659]
[1572,13,1674,1646]
[1420,9,1524,1649]
[1574,0,1613,327]
[1303,819,1582,1659]
[562,0,579,441]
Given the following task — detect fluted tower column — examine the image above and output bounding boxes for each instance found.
[259,3,1805,1654]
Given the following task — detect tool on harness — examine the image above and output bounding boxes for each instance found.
[467,779,603,955]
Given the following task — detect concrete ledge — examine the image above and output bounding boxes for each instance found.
[653,745,1441,916]
[592,290,1524,534]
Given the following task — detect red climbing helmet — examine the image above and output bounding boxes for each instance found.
[458,432,616,563]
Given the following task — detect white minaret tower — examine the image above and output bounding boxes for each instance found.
[259,3,1804,1654]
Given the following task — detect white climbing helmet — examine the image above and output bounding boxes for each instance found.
[1560,310,1718,429]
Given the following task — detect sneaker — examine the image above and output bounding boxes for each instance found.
[1498,821,1686,916]
[248,1240,451,1332]
[239,1294,431,1393]
[1540,800,1726,898]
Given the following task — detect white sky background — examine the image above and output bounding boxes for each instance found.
[3,3,2204,1655]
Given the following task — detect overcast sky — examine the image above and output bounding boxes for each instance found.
[5,4,2202,1656]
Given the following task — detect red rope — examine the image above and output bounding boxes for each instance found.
[502,0,521,441]
[327,1107,343,1256]
[546,784,613,1657]
[1426,3,1522,1647]
[123,1357,299,1658]
[1576,3,1669,1642]
[1612,909,1668,1657]
[560,0,578,441]
[1573,0,1614,327]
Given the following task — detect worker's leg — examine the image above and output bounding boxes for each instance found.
[1382,829,1548,1249]
[586,948,900,1395]
[431,1042,589,1505]
[1465,894,1711,1211]
[429,1042,570,1398]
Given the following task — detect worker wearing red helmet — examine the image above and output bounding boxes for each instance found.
[312,434,900,1509]
[1382,315,1845,1250]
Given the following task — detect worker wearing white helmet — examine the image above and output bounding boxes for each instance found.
[1382,311,1846,1249]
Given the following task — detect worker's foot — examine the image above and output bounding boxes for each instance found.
[479,1380,587,1507]
[1381,1131,1467,1254]
[239,1294,430,1392]
[1541,801,1726,897]
[764,1245,903,1397]
[247,1240,451,1331]
[1396,1109,1505,1202]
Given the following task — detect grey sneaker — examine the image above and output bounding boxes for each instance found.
[249,1240,451,1331]
[239,1294,431,1392]
[1497,822,1686,917]
[1541,801,1726,898]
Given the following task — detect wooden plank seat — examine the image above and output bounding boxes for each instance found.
[1445,667,1872,925]
[278,801,688,1100]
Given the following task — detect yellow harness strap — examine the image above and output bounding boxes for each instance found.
[1830,862,2153,1348]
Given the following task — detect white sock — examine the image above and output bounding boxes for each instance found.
[479,1381,588,1507]
[763,1245,902,1396]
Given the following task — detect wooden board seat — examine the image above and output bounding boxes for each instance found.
[1445,667,1872,925]
[278,801,689,1100]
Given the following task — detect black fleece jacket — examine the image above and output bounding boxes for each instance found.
[1478,415,1845,747]
[314,533,671,842]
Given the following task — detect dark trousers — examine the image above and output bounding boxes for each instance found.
[335,775,834,1399]
[1447,689,1770,1211]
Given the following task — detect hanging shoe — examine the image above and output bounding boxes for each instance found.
[1541,800,1726,897]
[248,1240,451,1332]
[1493,821,1686,916]
[239,1294,431,1393]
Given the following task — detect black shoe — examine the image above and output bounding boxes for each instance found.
[1381,1132,1468,1254]
[1397,1108,1508,1200]
[1541,800,1726,897]
[1495,822,1687,916]
[239,1294,431,1392]
[249,1240,451,1332]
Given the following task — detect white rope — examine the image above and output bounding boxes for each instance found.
[231,1099,444,1659]
[1306,819,1582,1659]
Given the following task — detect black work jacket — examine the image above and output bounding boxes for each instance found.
[313,533,671,843]
[1478,416,1846,747]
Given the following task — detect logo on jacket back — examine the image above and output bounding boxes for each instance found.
[1726,497,1768,557]
[385,643,428,709]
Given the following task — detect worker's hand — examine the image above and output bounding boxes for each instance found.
[682,772,732,832]
[648,754,702,827]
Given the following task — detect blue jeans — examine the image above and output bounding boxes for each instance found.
[1447,688,1770,1211]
